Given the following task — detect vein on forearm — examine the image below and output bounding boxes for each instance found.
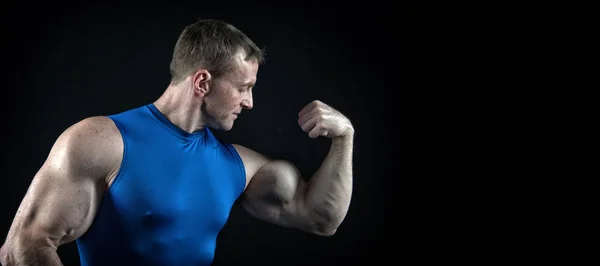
[305,135,354,226]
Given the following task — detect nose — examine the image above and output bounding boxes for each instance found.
[241,90,253,110]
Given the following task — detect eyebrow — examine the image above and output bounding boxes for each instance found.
[241,81,256,88]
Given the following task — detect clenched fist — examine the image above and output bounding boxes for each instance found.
[297,100,354,139]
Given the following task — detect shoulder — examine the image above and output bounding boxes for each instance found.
[231,144,272,188]
[231,144,270,173]
[59,116,121,149]
[231,144,301,191]
[47,116,123,177]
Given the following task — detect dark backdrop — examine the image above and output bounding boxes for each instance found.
[0,2,410,265]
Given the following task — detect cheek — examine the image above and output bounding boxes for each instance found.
[227,92,242,107]
[214,87,241,110]
[214,90,232,106]
[213,94,237,113]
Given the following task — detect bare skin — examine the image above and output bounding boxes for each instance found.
[234,102,354,236]
[0,51,353,265]
[0,117,123,265]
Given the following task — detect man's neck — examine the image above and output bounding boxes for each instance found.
[153,80,206,133]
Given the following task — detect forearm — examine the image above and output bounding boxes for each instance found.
[305,132,354,234]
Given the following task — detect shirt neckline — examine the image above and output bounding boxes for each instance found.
[146,103,207,141]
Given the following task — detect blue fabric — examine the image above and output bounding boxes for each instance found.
[76,104,246,265]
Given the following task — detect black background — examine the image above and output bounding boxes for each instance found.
[0,2,420,265]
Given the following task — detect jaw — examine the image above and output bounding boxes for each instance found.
[222,119,235,131]
[212,116,235,131]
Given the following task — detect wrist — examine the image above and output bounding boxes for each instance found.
[333,129,354,143]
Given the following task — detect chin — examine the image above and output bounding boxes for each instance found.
[220,122,234,131]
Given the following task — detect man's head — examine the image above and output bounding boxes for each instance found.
[169,19,264,131]
[199,50,259,131]
[169,19,264,85]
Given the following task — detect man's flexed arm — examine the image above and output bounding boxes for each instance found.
[296,100,354,235]
[235,100,353,236]
[0,116,123,265]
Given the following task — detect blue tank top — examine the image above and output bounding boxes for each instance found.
[75,103,246,266]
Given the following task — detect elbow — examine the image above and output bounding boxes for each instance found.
[0,244,7,265]
[313,227,338,236]
[1,239,20,266]
[310,217,344,236]
[0,233,55,265]
[308,206,347,236]
[0,241,19,266]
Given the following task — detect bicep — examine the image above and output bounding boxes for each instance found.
[240,160,311,231]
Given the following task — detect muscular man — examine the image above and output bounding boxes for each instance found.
[0,19,354,265]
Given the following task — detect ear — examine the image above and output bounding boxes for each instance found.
[192,69,212,97]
